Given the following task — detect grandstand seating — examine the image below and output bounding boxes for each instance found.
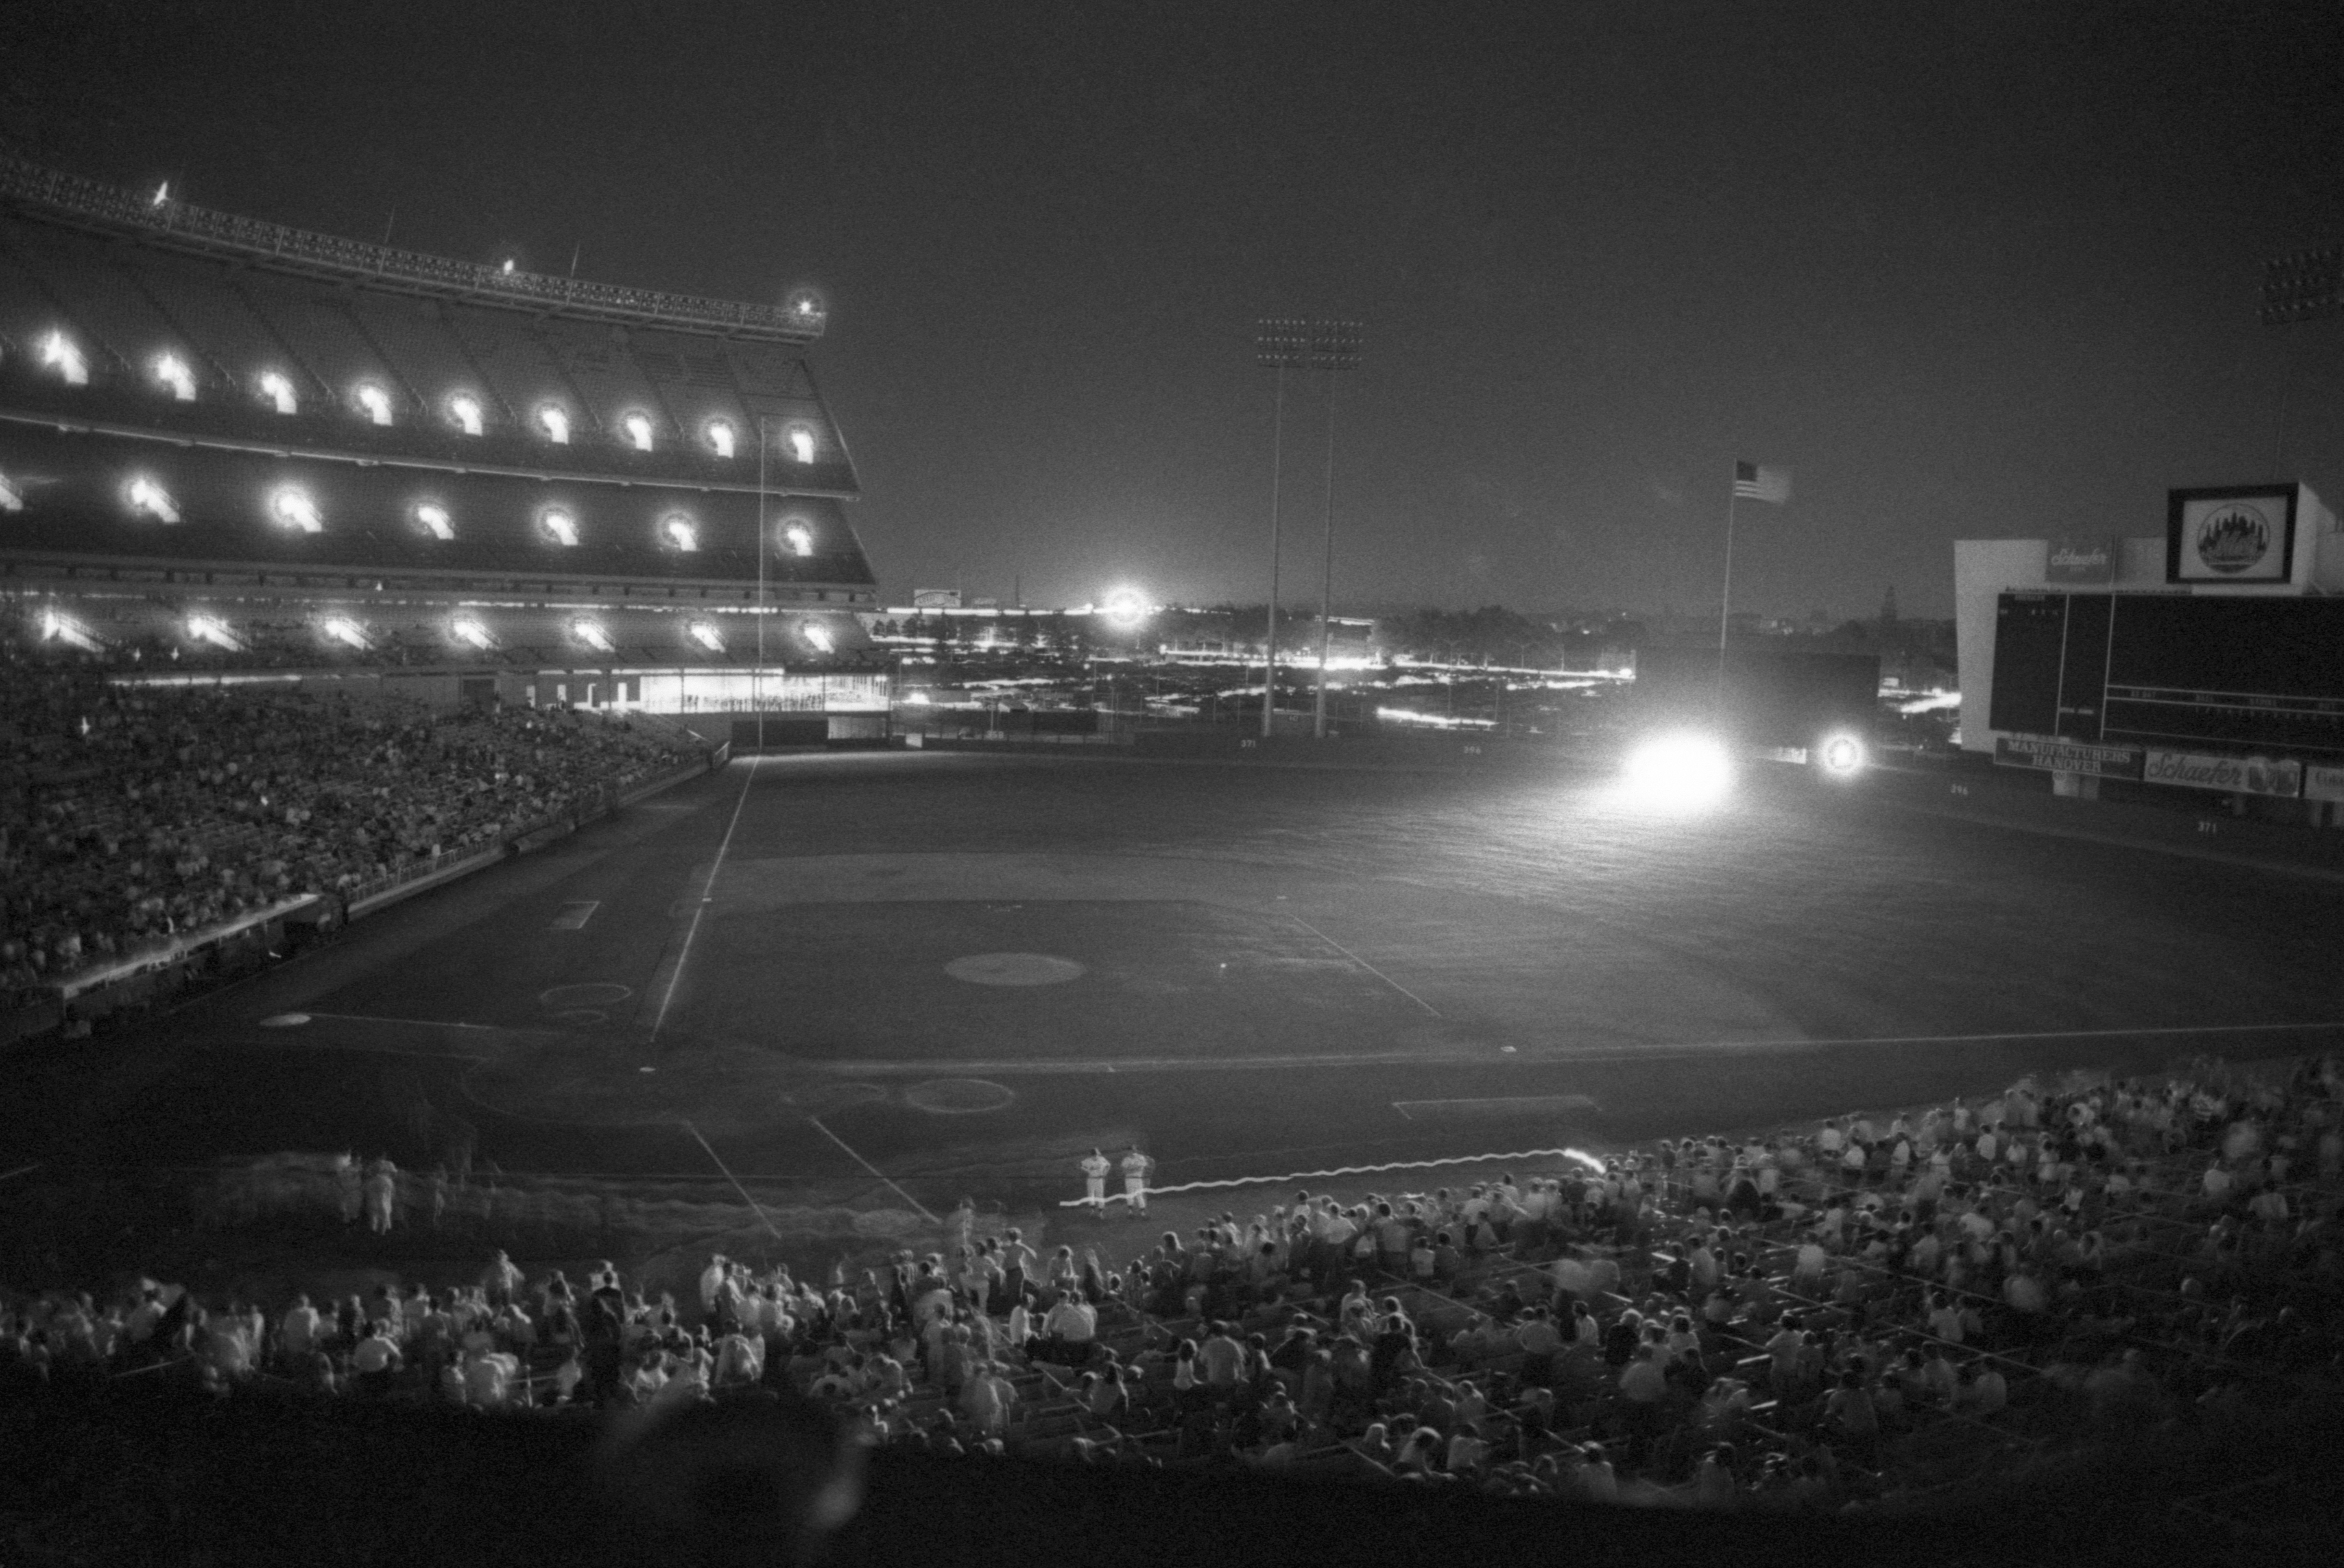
[252,287,407,415]
[0,223,198,384]
[0,172,856,493]
[0,156,880,731]
[343,293,509,428]
[0,382,872,586]
[629,327,754,454]
[446,308,601,441]
[132,263,311,401]
[543,323,681,447]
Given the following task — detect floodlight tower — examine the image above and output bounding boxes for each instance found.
[1254,319,1309,737]
[1308,320,1363,740]
[2261,244,2342,471]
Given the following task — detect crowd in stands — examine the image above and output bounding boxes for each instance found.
[1,667,700,1000]
[6,1056,2342,1512]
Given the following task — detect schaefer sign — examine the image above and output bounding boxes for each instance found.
[2143,749,2303,798]
[1994,735,2145,779]
[2303,764,2344,803]
[2045,537,2116,584]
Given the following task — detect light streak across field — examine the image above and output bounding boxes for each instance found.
[1057,1145,1606,1208]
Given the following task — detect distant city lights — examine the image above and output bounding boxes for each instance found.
[449,394,484,436]
[356,384,393,426]
[125,475,180,523]
[259,371,298,414]
[270,486,323,534]
[706,419,736,458]
[1375,706,1496,731]
[540,507,580,546]
[41,331,87,386]
[624,412,655,452]
[153,353,196,401]
[538,405,570,444]
[1895,690,1961,716]
[572,618,613,653]
[414,502,455,541]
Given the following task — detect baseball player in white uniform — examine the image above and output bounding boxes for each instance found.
[1120,1146,1154,1216]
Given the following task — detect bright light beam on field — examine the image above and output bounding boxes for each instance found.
[1619,732,1734,811]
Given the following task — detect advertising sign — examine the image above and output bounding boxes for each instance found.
[2143,749,2303,798]
[2305,764,2344,803]
[911,588,961,608]
[1993,734,2144,779]
[2166,486,2299,585]
[2045,537,2116,584]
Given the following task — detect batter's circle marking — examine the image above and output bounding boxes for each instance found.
[258,1013,311,1028]
[943,953,1085,987]
[539,982,633,1008]
[902,1078,1017,1115]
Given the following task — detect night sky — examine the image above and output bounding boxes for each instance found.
[8,0,2342,618]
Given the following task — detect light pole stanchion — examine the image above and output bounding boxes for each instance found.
[1263,360,1287,738]
[1257,320,1356,741]
[1314,366,1339,739]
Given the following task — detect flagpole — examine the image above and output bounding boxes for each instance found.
[1717,470,1739,716]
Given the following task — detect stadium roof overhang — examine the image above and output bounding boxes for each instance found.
[0,153,824,345]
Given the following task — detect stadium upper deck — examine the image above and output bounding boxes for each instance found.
[0,155,875,616]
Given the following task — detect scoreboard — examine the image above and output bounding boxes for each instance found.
[1990,592,2344,762]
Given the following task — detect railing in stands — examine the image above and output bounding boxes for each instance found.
[336,839,509,916]
[0,153,823,344]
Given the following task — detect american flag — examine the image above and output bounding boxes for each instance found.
[1733,461,1790,504]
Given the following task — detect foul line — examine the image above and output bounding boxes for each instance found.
[1286,914,1443,1017]
[819,1017,2344,1077]
[808,1116,941,1224]
[679,1118,788,1244]
[1057,1145,1606,1208]
[0,1163,43,1184]
[648,755,761,1045]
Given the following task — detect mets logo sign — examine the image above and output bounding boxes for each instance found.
[2194,502,2271,574]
